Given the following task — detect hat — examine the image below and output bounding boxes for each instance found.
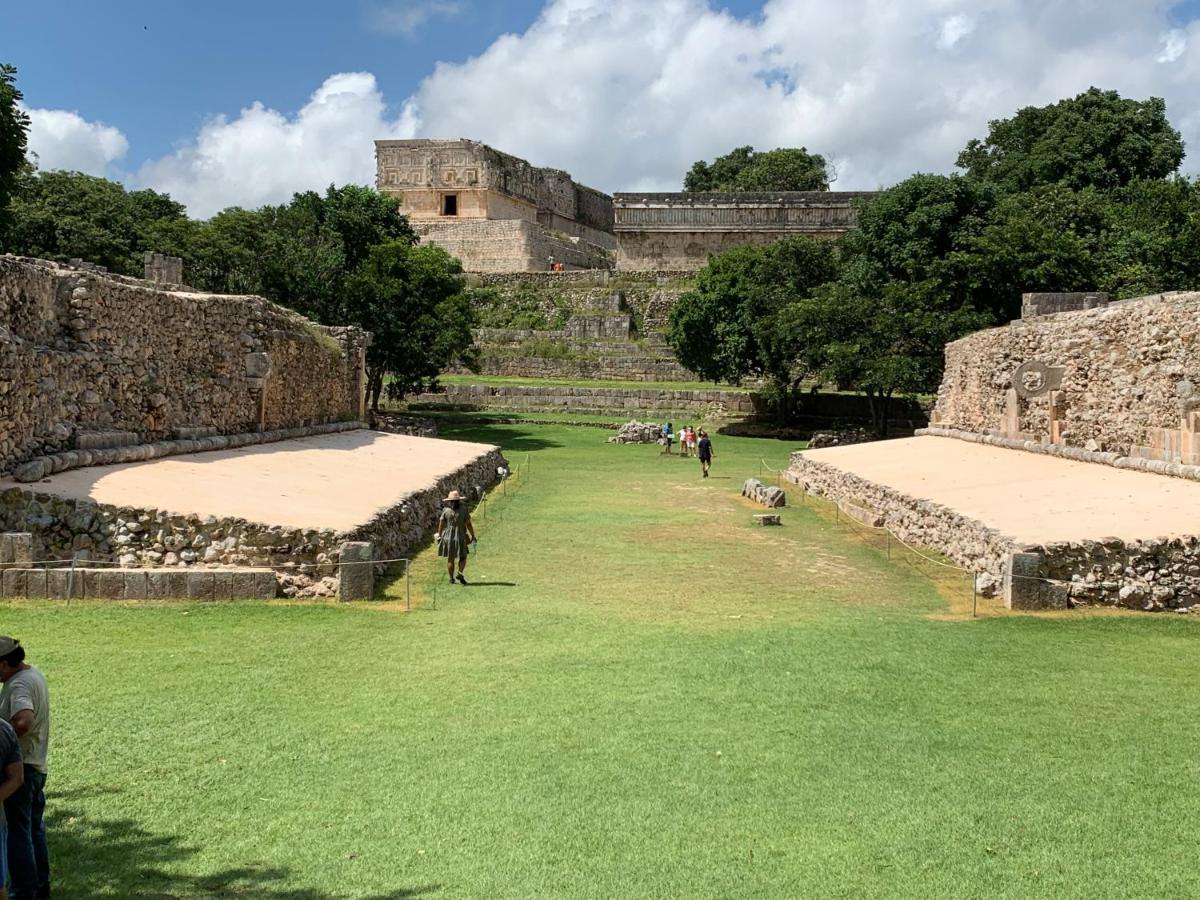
[0,637,19,656]
[444,490,463,502]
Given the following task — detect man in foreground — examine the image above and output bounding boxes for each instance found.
[0,718,23,900]
[0,638,49,900]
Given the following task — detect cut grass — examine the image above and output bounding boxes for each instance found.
[4,423,1200,898]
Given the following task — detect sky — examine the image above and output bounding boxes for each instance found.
[4,0,1200,217]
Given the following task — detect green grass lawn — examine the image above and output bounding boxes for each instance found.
[5,424,1200,898]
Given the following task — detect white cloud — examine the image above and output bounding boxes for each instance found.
[132,72,417,217]
[398,0,1200,192]
[937,14,974,50]
[366,0,463,37]
[1158,28,1187,63]
[123,0,1200,215]
[23,106,128,175]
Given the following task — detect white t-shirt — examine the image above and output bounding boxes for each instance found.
[0,666,49,773]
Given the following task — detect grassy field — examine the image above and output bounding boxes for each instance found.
[5,423,1200,898]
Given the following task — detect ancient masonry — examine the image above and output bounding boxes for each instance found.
[376,139,874,274]
[612,191,874,271]
[0,255,505,599]
[786,291,1200,612]
[376,139,616,273]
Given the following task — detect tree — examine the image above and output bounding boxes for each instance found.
[957,88,1184,193]
[684,146,830,192]
[1,170,189,274]
[0,64,29,220]
[779,281,989,435]
[667,236,840,419]
[343,241,476,411]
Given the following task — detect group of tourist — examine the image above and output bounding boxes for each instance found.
[0,637,50,900]
[662,423,716,477]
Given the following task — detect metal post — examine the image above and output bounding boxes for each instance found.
[406,560,411,612]
[67,557,77,604]
[886,532,891,559]
[972,574,978,618]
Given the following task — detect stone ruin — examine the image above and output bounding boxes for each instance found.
[788,289,1200,612]
[742,478,786,508]
[0,255,506,600]
[608,421,666,444]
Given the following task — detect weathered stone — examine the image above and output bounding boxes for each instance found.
[753,514,781,526]
[338,541,374,602]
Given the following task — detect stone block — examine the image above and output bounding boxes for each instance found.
[254,571,279,599]
[754,514,781,526]
[123,571,148,600]
[1003,551,1068,610]
[1,569,27,598]
[212,571,234,601]
[80,570,102,599]
[97,570,126,599]
[186,572,215,601]
[24,570,48,599]
[231,571,259,599]
[45,570,70,600]
[166,571,190,599]
[0,533,33,567]
[338,541,374,601]
[146,571,172,599]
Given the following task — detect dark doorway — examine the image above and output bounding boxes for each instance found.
[442,194,458,216]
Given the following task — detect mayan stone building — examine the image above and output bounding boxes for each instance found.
[612,191,876,270]
[375,139,617,273]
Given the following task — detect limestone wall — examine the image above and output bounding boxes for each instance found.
[415,220,613,273]
[0,256,367,476]
[0,441,505,597]
[411,384,762,417]
[932,292,1200,460]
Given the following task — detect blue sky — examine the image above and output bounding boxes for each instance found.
[5,0,1199,216]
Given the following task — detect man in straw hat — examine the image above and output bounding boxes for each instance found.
[435,489,477,585]
[0,637,49,900]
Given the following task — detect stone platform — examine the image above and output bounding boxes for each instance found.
[0,430,506,598]
[787,435,1200,611]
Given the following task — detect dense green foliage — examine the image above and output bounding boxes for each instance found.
[2,170,189,273]
[685,145,830,192]
[671,88,1200,431]
[667,236,839,399]
[0,64,29,226]
[958,88,1184,192]
[345,240,475,410]
[11,419,1200,897]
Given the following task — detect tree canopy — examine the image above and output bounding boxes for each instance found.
[684,146,831,192]
[667,236,840,414]
[957,87,1184,192]
[0,64,29,220]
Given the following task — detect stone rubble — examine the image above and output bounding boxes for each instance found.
[608,421,666,444]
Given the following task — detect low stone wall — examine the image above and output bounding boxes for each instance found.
[468,354,695,382]
[0,566,278,601]
[786,450,1200,612]
[0,437,506,598]
[786,452,1015,579]
[12,420,363,483]
[411,384,760,417]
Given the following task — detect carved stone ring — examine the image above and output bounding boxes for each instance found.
[1011,360,1064,399]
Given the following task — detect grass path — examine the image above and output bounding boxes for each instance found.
[3,424,1199,898]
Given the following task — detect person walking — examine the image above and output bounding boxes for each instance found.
[0,637,49,900]
[697,429,715,478]
[663,422,674,455]
[436,490,477,585]
[0,718,23,900]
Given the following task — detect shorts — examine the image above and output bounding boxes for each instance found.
[0,821,8,888]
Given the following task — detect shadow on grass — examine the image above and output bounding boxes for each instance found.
[48,790,439,899]
[436,426,563,453]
